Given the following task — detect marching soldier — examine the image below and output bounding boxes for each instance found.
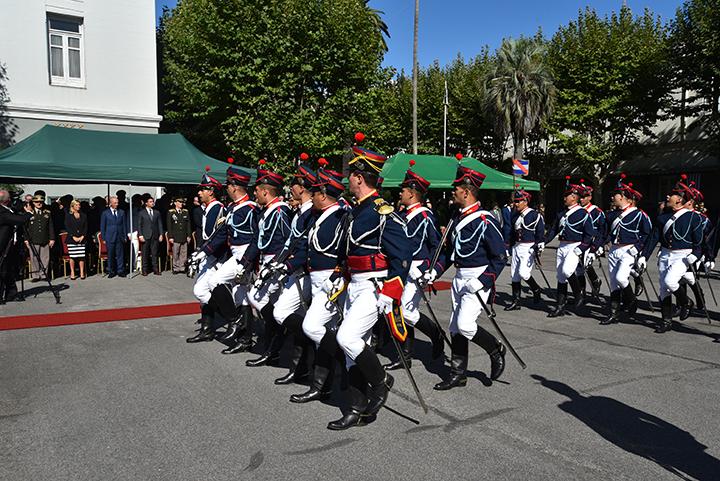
[197,163,259,353]
[262,160,317,384]
[166,197,191,274]
[383,160,445,371]
[600,174,652,325]
[187,170,226,343]
[543,177,595,317]
[290,165,347,404]
[505,186,545,311]
[422,161,508,391]
[639,174,705,333]
[25,194,55,281]
[688,190,714,314]
[326,134,411,430]
[235,161,292,366]
[577,181,606,298]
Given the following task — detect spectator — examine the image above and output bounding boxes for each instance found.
[166,197,191,274]
[116,190,130,212]
[137,196,163,276]
[25,194,55,282]
[65,200,88,279]
[100,196,128,278]
[23,194,32,204]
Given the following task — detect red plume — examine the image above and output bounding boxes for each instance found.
[259,159,266,166]
[580,178,585,183]
[515,183,519,188]
[681,173,687,180]
[205,165,211,172]
[565,175,571,180]
[628,182,633,187]
[354,132,365,143]
[620,173,626,179]
[227,157,234,164]
[409,159,416,167]
[455,153,463,161]
[318,157,328,166]
[300,152,309,161]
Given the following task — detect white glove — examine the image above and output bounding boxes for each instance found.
[235,262,245,279]
[257,264,273,281]
[573,247,583,257]
[636,256,647,271]
[683,254,698,267]
[376,293,394,315]
[596,246,604,257]
[321,277,344,295]
[421,269,438,285]
[536,242,545,253]
[409,266,423,281]
[704,261,715,271]
[190,251,207,264]
[627,246,638,257]
[269,260,287,275]
[461,277,484,296]
[585,252,596,267]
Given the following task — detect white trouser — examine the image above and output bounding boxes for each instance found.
[248,254,282,312]
[193,254,218,304]
[401,260,424,325]
[337,270,387,365]
[658,248,694,299]
[303,270,342,346]
[511,243,535,282]
[607,244,635,291]
[556,241,581,284]
[199,245,251,306]
[272,271,311,324]
[130,232,140,271]
[450,266,491,340]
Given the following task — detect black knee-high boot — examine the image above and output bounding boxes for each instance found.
[222,306,255,354]
[548,282,568,317]
[470,327,506,381]
[383,326,413,370]
[525,276,542,304]
[568,274,586,308]
[434,333,468,390]
[655,296,673,333]
[622,284,637,317]
[674,284,692,321]
[504,281,522,311]
[327,365,370,430]
[354,347,393,416]
[274,313,311,384]
[600,289,621,325]
[586,265,602,296]
[415,314,444,360]
[246,304,284,367]
[689,282,705,311]
[187,304,216,343]
[291,329,337,403]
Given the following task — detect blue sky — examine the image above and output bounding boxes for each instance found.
[155,0,684,72]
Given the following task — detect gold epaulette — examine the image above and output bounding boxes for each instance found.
[374,198,394,215]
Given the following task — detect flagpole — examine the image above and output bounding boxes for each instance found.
[443,79,448,157]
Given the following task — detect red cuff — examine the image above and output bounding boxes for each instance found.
[381,276,404,302]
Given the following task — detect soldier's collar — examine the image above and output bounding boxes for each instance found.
[356,190,378,205]
[460,201,480,216]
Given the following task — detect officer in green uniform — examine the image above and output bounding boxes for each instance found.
[25,194,55,281]
[166,197,191,274]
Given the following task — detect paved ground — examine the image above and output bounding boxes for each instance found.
[1,249,720,481]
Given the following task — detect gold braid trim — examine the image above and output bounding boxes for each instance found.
[349,154,383,174]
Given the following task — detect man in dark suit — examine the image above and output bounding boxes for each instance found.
[100,196,129,278]
[138,196,164,276]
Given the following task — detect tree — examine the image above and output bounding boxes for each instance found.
[159,0,389,175]
[0,62,18,149]
[484,37,556,162]
[546,6,672,197]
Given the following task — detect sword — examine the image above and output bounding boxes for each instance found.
[634,268,655,313]
[688,263,712,324]
[597,257,610,292]
[533,248,552,290]
[474,291,527,369]
[373,280,428,414]
[418,286,452,349]
[705,269,718,307]
[644,265,660,301]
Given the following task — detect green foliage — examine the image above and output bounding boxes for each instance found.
[546,6,672,187]
[159,0,388,175]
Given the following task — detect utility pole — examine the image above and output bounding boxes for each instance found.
[443,79,448,156]
[412,0,419,154]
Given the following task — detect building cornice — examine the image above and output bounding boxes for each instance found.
[7,103,162,128]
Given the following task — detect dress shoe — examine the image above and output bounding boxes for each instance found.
[679,299,693,321]
[246,353,279,367]
[327,411,370,430]
[274,369,309,385]
[489,344,506,381]
[186,328,214,343]
[221,339,253,354]
[434,374,468,390]
[142,271,148,276]
[118,273,127,278]
[290,387,330,404]
[382,358,408,371]
[107,273,117,279]
[654,320,673,333]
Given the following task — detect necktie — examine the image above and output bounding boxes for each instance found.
[113,209,116,218]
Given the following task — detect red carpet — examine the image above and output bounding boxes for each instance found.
[0,281,451,331]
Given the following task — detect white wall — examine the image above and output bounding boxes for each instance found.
[0,0,161,138]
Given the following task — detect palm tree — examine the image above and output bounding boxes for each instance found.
[363,0,390,52]
[485,38,555,161]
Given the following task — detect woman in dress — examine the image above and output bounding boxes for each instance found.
[65,200,88,279]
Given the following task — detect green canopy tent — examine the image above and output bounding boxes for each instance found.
[0,125,253,185]
[379,153,540,190]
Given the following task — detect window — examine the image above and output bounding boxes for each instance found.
[47,15,84,87]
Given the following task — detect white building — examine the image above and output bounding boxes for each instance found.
[0,0,163,198]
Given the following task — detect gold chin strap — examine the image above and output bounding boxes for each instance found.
[349,154,383,174]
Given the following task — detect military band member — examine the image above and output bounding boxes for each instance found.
[543,177,595,317]
[422,163,507,391]
[235,161,292,366]
[578,181,606,297]
[688,189,714,314]
[505,187,545,311]
[383,160,444,371]
[639,174,705,333]
[166,197,191,274]
[263,160,317,384]
[202,163,259,354]
[290,165,348,404]
[600,175,651,325]
[187,171,227,343]
[327,135,411,430]
[25,194,55,281]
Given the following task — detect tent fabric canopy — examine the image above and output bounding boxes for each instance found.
[380,153,540,191]
[0,125,252,185]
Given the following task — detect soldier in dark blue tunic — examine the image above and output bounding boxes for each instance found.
[543,177,596,317]
[639,175,705,333]
[577,180,606,297]
[383,160,445,371]
[422,163,508,391]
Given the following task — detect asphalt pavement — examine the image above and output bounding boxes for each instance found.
[1,249,719,481]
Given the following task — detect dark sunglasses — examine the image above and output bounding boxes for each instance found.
[513,200,524,204]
